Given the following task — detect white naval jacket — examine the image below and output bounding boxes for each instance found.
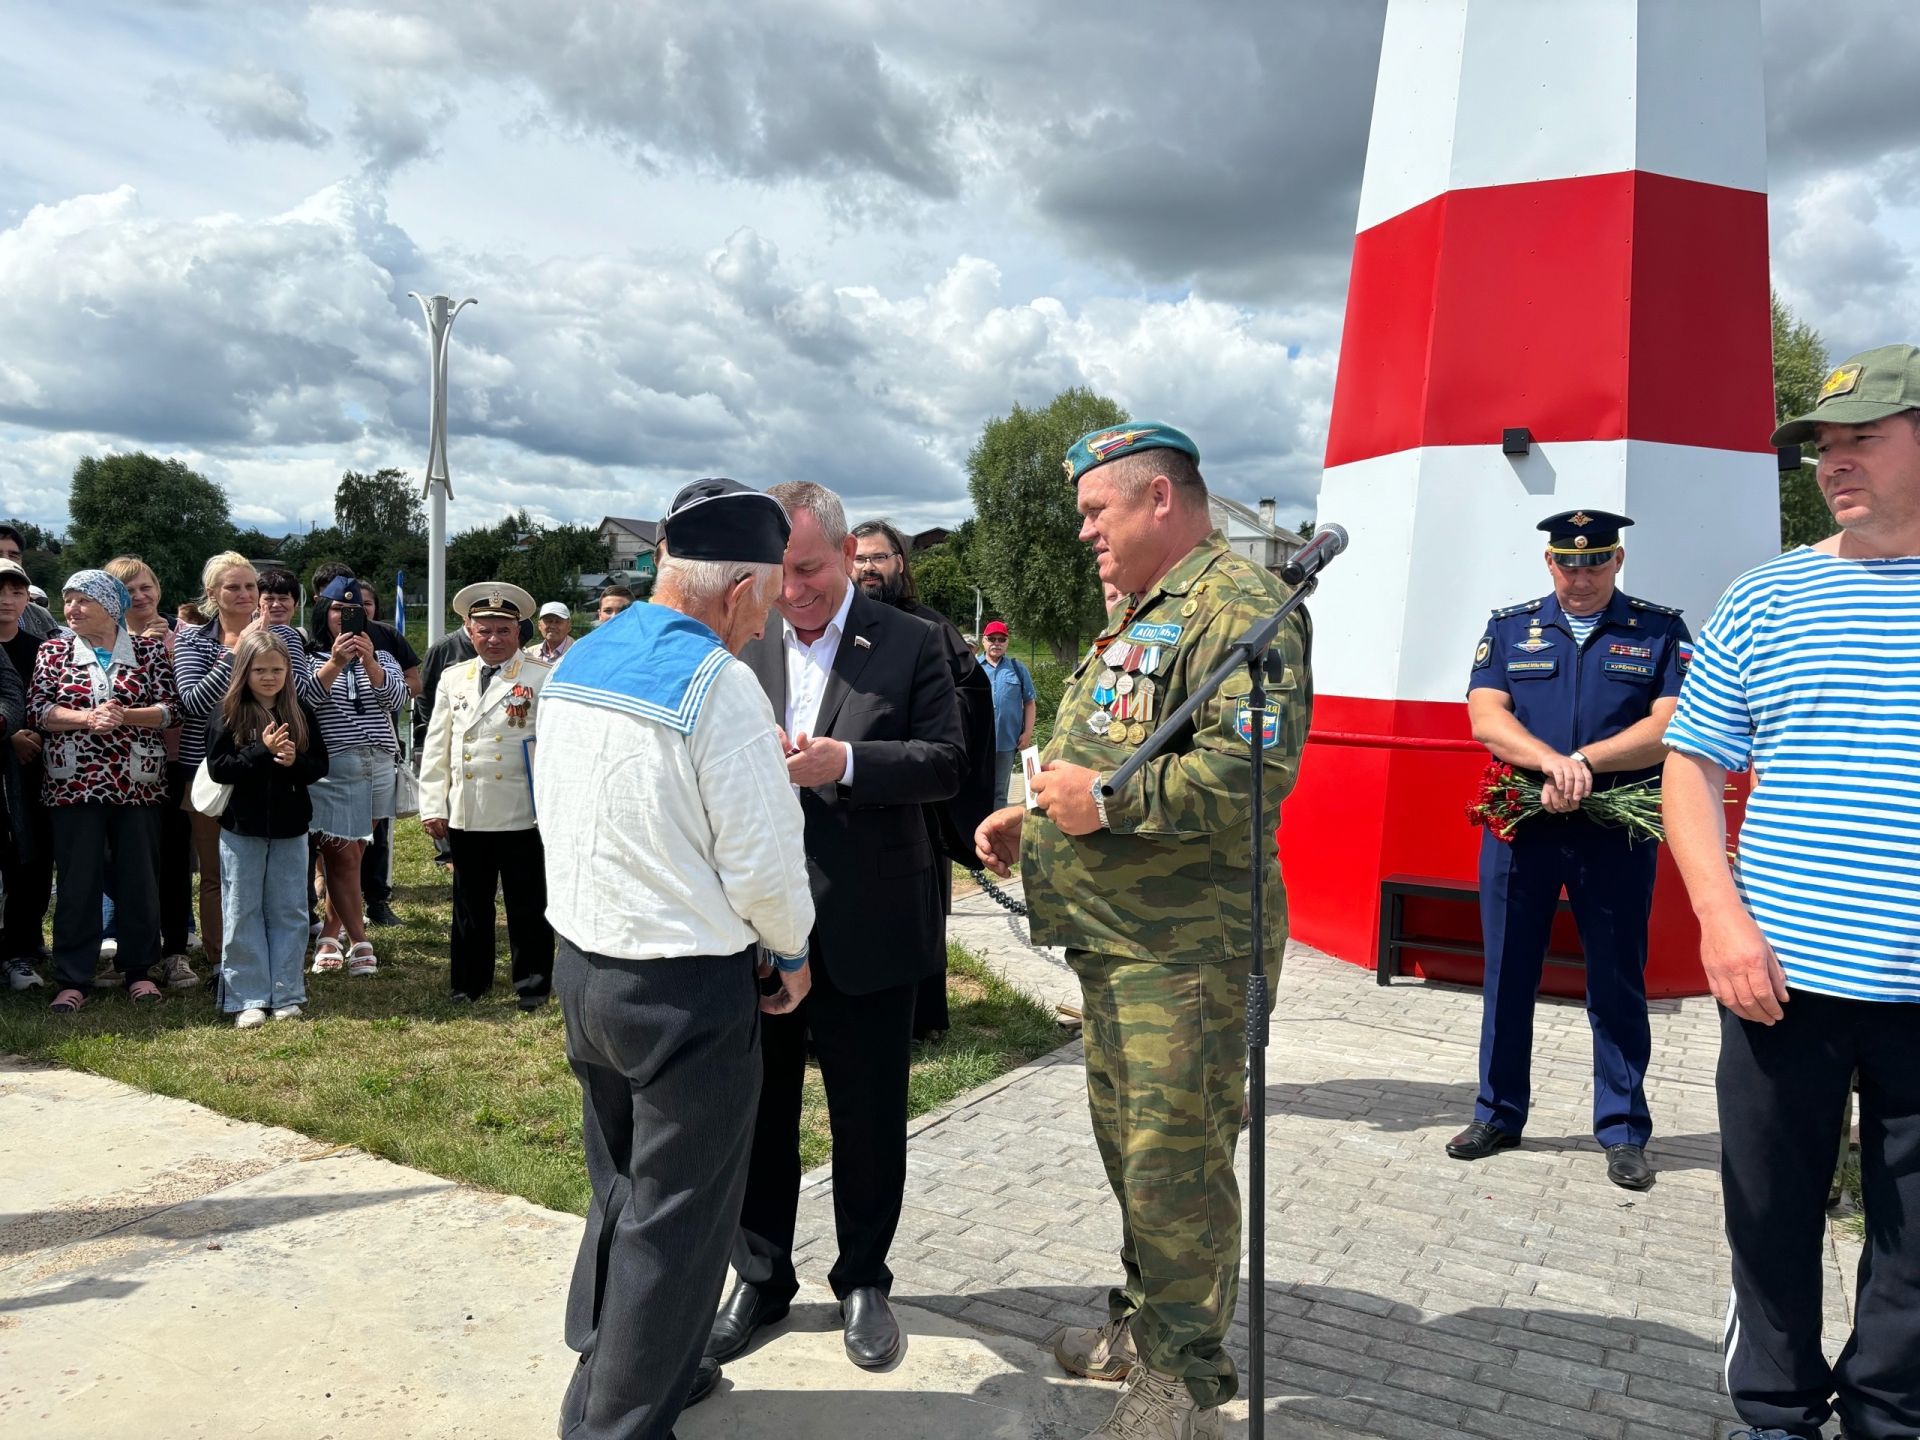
[418,650,550,832]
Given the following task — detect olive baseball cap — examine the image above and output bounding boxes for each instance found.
[1772,343,1920,446]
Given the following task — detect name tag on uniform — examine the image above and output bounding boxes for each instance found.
[1123,621,1183,647]
[1603,659,1654,679]
[1506,660,1556,675]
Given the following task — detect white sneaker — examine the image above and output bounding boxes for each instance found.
[5,958,42,991]
[270,1005,303,1021]
[235,1008,267,1029]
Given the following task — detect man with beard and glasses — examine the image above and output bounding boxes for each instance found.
[850,519,995,1039]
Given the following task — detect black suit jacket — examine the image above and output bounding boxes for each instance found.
[896,599,995,872]
[743,591,966,995]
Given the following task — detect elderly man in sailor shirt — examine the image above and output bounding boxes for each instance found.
[419,581,555,1010]
[537,479,813,1440]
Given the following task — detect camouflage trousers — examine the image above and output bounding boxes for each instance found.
[1067,948,1250,1410]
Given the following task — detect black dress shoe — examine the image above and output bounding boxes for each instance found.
[841,1285,901,1368]
[1446,1120,1521,1161]
[1605,1143,1653,1190]
[706,1279,790,1362]
[365,900,402,928]
[685,1355,721,1408]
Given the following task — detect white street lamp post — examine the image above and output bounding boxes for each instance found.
[408,292,477,648]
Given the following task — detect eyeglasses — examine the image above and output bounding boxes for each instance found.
[852,552,900,570]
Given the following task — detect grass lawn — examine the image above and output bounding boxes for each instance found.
[0,823,1067,1216]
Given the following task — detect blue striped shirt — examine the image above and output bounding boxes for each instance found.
[172,622,328,766]
[1665,547,1920,1002]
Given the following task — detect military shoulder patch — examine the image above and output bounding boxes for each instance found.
[1677,640,1694,675]
[1492,599,1543,620]
[1473,637,1492,669]
[1628,597,1683,617]
[1234,698,1279,749]
[1820,363,1863,401]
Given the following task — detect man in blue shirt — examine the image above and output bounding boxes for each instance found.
[1450,509,1690,1192]
[979,620,1035,803]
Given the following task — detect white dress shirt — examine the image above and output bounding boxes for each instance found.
[535,659,814,962]
[781,582,857,785]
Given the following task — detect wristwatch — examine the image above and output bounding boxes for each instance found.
[1570,750,1592,770]
[1089,774,1109,830]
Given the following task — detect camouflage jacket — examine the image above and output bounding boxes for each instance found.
[1022,531,1313,964]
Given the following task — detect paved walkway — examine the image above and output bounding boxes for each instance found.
[4,879,1861,1439]
[807,879,1859,1439]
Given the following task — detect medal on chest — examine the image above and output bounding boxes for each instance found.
[504,684,535,728]
[1515,622,1553,654]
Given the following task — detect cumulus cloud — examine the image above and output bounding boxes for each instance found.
[348,78,455,175]
[308,0,959,205]
[160,61,331,148]
[0,183,1337,534]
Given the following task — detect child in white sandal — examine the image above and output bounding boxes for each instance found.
[204,632,329,1023]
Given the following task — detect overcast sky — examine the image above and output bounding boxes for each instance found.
[3,0,1918,540]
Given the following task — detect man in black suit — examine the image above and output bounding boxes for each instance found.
[708,481,966,1371]
[850,519,996,1038]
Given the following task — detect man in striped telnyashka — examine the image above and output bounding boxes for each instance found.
[1664,344,1920,1440]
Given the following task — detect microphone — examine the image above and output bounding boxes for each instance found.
[1279,524,1348,586]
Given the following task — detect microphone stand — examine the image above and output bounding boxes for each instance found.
[1100,575,1318,1440]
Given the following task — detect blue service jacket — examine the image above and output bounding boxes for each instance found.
[1467,589,1692,788]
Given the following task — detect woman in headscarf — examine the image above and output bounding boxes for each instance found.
[28,569,180,1012]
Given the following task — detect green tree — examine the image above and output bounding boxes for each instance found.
[967,387,1124,661]
[2,518,66,594]
[1774,293,1834,550]
[501,524,610,609]
[67,453,236,607]
[335,468,425,541]
[908,542,975,629]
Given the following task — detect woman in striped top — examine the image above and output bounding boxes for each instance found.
[304,576,405,977]
[173,551,326,969]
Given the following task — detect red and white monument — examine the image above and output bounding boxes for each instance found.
[1281,0,1778,996]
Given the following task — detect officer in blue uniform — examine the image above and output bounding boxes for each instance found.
[1446,510,1691,1190]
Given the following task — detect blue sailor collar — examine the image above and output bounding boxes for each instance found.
[542,602,731,735]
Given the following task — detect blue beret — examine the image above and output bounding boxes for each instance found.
[1063,421,1200,484]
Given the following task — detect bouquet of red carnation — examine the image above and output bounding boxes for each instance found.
[1465,760,1665,844]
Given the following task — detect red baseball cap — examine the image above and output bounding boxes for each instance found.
[983,621,1009,638]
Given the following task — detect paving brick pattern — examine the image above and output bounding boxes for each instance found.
[791,914,1856,1439]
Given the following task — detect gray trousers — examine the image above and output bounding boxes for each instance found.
[557,938,761,1440]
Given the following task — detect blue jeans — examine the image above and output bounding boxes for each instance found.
[218,832,310,1013]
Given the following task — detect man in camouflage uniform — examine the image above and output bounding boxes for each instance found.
[976,422,1312,1440]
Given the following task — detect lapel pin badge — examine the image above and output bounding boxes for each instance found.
[854,635,872,649]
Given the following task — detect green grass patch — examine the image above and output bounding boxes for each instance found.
[1,824,1066,1214]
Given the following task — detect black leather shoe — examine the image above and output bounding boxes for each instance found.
[1446,1120,1521,1161]
[365,900,402,927]
[841,1285,901,1368]
[705,1279,790,1362]
[685,1355,721,1408]
[1605,1143,1654,1190]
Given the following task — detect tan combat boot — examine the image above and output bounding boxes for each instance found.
[1053,1314,1138,1381]
[1080,1366,1224,1440]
